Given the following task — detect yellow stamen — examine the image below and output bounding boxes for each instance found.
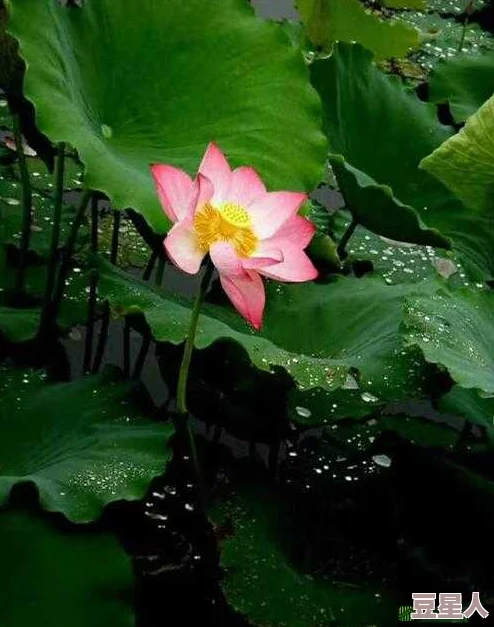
[193,202,257,257]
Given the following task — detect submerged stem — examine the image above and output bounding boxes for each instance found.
[11,113,33,299]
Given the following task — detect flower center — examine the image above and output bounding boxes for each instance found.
[193,202,257,257]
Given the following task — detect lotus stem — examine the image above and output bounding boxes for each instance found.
[174,262,214,510]
[91,210,121,372]
[123,319,131,378]
[110,210,120,264]
[132,334,151,380]
[176,262,214,416]
[38,142,65,337]
[51,188,92,324]
[155,257,165,286]
[91,303,110,374]
[11,112,33,299]
[83,196,99,374]
[337,217,358,259]
[142,249,158,281]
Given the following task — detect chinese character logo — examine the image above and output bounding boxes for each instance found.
[410,592,489,619]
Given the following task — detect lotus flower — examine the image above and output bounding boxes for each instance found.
[151,143,318,330]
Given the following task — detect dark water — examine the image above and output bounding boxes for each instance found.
[251,0,298,19]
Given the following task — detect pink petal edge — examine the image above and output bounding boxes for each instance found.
[198,142,232,206]
[150,164,197,223]
[220,270,266,331]
[259,243,318,282]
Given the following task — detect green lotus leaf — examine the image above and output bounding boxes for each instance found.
[429,53,494,123]
[404,286,494,395]
[210,483,398,626]
[0,305,40,341]
[7,0,327,233]
[382,0,426,9]
[0,508,133,627]
[0,364,174,522]
[94,254,441,422]
[439,385,494,442]
[311,43,494,279]
[420,93,494,228]
[296,0,419,60]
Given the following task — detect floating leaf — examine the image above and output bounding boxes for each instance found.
[382,0,426,9]
[0,508,133,627]
[0,305,40,342]
[402,11,494,71]
[296,0,420,60]
[0,365,174,522]
[439,386,494,441]
[404,287,494,395]
[95,255,439,401]
[211,484,398,626]
[7,0,327,233]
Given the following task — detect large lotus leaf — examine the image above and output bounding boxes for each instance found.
[333,212,470,288]
[439,386,494,442]
[329,156,449,248]
[0,364,174,522]
[404,286,494,395]
[296,0,419,60]
[0,508,133,627]
[0,262,95,342]
[95,255,440,400]
[0,305,40,341]
[383,0,425,8]
[210,484,398,626]
[7,0,327,233]
[400,10,494,71]
[420,93,494,223]
[311,43,494,279]
[0,172,87,259]
[428,53,494,123]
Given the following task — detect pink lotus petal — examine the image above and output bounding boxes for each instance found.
[194,173,215,214]
[209,241,244,276]
[259,243,318,282]
[151,164,198,223]
[270,214,316,249]
[220,270,266,330]
[248,191,307,239]
[164,220,205,275]
[228,166,266,208]
[198,142,232,205]
[241,242,284,270]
